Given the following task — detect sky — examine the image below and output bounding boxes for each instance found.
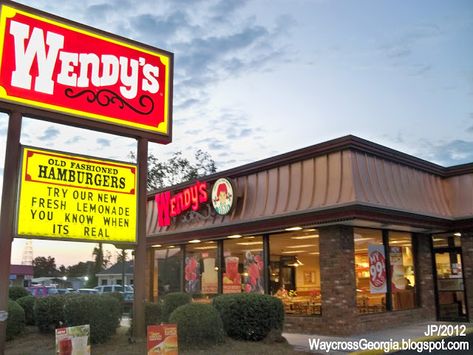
[2,0,472,268]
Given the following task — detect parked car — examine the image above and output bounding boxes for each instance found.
[94,284,133,294]
[56,288,75,294]
[28,285,59,297]
[77,288,99,294]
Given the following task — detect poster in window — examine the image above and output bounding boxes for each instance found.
[390,246,407,292]
[368,245,386,294]
[184,255,200,293]
[243,251,264,293]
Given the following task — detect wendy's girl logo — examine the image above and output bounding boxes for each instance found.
[211,178,235,215]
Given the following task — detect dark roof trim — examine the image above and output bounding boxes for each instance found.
[147,135,473,198]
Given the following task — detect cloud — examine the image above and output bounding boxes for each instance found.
[96,138,111,147]
[422,139,473,166]
[65,136,84,145]
[39,127,60,141]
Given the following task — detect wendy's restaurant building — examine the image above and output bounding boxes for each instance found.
[143,135,473,335]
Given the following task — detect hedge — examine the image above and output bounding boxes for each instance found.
[8,286,29,301]
[6,300,25,341]
[16,295,35,325]
[212,293,284,341]
[145,302,163,326]
[169,303,224,349]
[35,295,65,333]
[161,292,191,322]
[63,294,121,344]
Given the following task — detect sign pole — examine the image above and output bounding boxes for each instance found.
[0,111,22,354]
[133,137,148,338]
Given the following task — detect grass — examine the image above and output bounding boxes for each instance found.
[5,325,302,355]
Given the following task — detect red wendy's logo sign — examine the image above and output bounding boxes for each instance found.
[0,2,172,140]
[156,181,208,227]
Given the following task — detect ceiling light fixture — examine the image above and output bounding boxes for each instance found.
[285,226,303,231]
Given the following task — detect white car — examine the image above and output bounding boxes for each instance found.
[94,284,133,294]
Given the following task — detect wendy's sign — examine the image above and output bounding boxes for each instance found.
[156,181,208,227]
[0,2,173,142]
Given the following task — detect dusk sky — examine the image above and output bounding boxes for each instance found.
[2,0,472,268]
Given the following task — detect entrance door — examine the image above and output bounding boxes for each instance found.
[434,250,468,321]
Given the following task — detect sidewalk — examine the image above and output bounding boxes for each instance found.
[283,321,473,354]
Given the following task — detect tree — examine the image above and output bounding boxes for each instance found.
[32,256,59,277]
[130,150,217,190]
[85,243,109,287]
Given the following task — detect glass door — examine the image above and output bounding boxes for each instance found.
[434,250,467,321]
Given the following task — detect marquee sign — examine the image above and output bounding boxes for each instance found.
[16,146,137,243]
[0,1,173,141]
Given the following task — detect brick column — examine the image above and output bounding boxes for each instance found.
[414,233,436,317]
[461,233,473,321]
[319,225,357,334]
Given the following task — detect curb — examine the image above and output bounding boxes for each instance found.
[350,326,473,355]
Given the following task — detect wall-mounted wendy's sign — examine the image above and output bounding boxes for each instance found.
[155,178,237,227]
[16,146,137,244]
[0,1,173,142]
[211,178,235,215]
[155,181,208,227]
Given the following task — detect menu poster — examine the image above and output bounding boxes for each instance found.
[55,324,90,355]
[147,324,178,355]
[368,245,387,294]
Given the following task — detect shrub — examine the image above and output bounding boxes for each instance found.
[212,293,284,341]
[35,295,65,333]
[169,303,224,349]
[16,295,35,325]
[162,292,191,322]
[6,299,25,340]
[145,302,163,326]
[8,286,29,301]
[63,294,121,344]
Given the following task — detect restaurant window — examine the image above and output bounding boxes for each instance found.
[270,229,321,316]
[222,236,264,294]
[152,246,183,300]
[185,241,218,300]
[389,232,416,310]
[355,228,386,313]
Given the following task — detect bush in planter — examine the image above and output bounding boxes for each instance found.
[212,293,284,341]
[145,302,163,326]
[16,295,35,325]
[63,294,121,344]
[162,292,191,322]
[8,286,29,301]
[35,295,65,333]
[6,299,25,340]
[169,303,224,349]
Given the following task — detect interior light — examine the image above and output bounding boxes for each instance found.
[291,235,319,240]
[286,244,317,249]
[281,250,306,254]
[228,234,242,239]
[189,239,201,244]
[285,227,303,231]
[454,233,462,237]
[236,241,263,246]
[152,244,162,248]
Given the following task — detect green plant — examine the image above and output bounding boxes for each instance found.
[6,299,25,341]
[145,302,163,326]
[162,292,191,322]
[212,293,284,341]
[63,294,121,344]
[169,303,224,349]
[34,295,65,333]
[16,295,36,325]
[8,286,29,300]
